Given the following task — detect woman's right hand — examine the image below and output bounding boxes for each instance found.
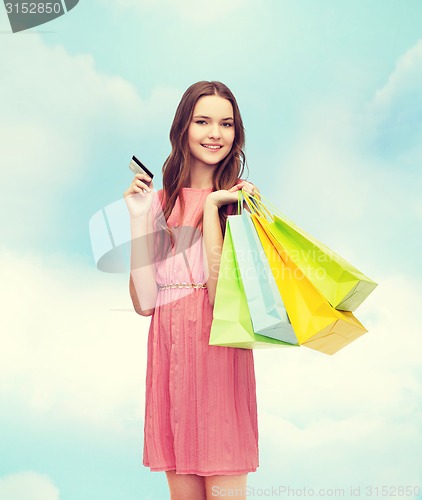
[123,173,154,218]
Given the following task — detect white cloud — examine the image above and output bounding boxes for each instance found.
[1,244,421,490]
[0,33,181,247]
[364,38,422,162]
[0,36,139,145]
[264,43,422,287]
[265,98,387,272]
[253,40,422,486]
[252,273,422,489]
[370,39,422,113]
[0,247,151,432]
[0,472,60,500]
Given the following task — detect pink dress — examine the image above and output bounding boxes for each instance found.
[142,187,259,476]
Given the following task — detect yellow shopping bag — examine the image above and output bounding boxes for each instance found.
[250,213,368,355]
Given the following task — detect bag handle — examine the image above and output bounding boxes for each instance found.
[242,190,298,227]
[241,189,274,221]
[237,189,256,215]
[237,188,289,224]
[237,189,243,214]
[237,188,266,217]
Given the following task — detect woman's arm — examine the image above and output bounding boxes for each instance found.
[129,273,152,316]
[202,198,224,307]
[124,174,158,316]
[202,180,258,307]
[128,212,157,317]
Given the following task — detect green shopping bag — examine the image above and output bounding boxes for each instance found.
[242,191,378,311]
[229,192,298,344]
[209,218,296,350]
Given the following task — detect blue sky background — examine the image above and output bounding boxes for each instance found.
[1,1,421,499]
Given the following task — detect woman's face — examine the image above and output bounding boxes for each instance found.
[187,94,235,170]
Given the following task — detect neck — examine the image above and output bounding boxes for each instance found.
[188,158,215,189]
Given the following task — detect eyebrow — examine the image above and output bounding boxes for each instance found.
[193,115,234,121]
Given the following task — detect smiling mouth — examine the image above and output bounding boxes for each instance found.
[201,144,223,150]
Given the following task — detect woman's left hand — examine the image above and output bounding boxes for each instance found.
[234,180,259,196]
[205,181,260,209]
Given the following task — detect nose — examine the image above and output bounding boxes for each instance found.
[208,122,220,139]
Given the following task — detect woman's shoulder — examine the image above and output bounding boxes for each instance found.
[155,188,166,204]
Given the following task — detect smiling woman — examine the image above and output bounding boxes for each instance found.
[124,80,258,500]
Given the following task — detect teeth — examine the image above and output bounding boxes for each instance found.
[203,145,221,149]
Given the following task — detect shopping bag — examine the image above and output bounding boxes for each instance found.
[250,212,368,355]
[209,219,297,350]
[242,191,378,312]
[228,192,298,344]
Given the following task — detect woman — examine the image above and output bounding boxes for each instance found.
[124,81,259,499]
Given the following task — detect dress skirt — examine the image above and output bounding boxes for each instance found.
[142,187,259,476]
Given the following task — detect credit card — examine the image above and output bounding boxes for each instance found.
[128,155,154,180]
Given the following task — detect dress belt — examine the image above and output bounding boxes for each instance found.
[157,282,207,291]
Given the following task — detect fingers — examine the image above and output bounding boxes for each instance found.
[134,179,152,191]
[124,173,154,200]
[125,174,153,198]
[231,181,250,189]
[133,173,153,188]
[134,173,152,182]
[238,181,255,195]
[245,182,260,198]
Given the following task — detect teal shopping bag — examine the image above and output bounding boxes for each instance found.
[209,217,296,350]
[228,193,298,344]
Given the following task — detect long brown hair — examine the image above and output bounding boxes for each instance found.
[154,80,249,259]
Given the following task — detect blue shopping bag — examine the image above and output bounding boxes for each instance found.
[227,192,298,345]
